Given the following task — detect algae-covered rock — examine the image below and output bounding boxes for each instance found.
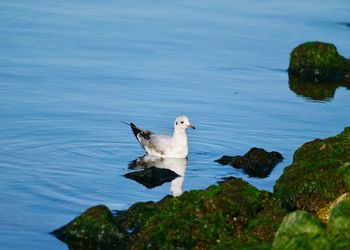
[114,201,157,234]
[216,147,283,178]
[288,41,350,82]
[128,177,287,249]
[52,205,126,250]
[54,178,288,250]
[274,127,350,213]
[272,210,330,250]
[328,200,350,249]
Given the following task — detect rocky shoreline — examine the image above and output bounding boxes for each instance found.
[52,127,350,250]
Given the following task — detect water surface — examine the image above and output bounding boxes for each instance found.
[1,1,350,249]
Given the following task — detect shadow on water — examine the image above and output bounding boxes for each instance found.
[288,77,350,102]
[125,155,187,196]
[339,22,350,28]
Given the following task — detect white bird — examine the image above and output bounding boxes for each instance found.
[124,116,195,158]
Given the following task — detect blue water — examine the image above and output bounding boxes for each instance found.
[1,0,350,249]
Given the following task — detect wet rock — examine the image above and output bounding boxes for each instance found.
[52,205,126,250]
[272,211,331,250]
[288,41,350,82]
[114,201,157,235]
[216,147,283,178]
[127,178,287,249]
[328,200,350,249]
[124,166,179,189]
[274,127,350,213]
[288,77,350,101]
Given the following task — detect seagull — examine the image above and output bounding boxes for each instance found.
[123,116,195,158]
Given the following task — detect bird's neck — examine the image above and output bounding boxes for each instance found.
[172,128,187,141]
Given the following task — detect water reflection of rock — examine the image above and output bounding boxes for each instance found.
[126,156,187,196]
[289,77,350,101]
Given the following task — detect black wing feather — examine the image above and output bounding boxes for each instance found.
[130,123,153,141]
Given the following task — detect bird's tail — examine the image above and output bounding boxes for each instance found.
[121,121,142,140]
[121,121,131,126]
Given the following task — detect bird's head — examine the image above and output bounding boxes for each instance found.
[174,115,195,130]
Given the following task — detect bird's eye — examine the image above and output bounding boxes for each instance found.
[181,121,184,124]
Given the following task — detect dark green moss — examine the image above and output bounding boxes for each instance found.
[288,41,350,82]
[114,201,157,234]
[274,127,350,213]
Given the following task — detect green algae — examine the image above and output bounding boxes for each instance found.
[272,211,331,250]
[328,200,350,249]
[274,127,350,213]
[288,42,350,82]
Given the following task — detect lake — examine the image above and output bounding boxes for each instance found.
[0,0,350,249]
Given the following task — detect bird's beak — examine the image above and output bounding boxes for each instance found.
[187,124,196,129]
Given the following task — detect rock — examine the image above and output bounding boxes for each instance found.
[274,127,350,213]
[316,193,350,224]
[127,177,287,249]
[216,147,283,178]
[55,178,287,249]
[52,205,126,250]
[114,201,157,235]
[272,211,331,250]
[288,41,350,82]
[328,200,350,249]
[124,166,179,189]
[288,77,350,101]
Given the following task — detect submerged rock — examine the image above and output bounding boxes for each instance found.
[272,211,331,250]
[216,147,283,178]
[52,205,126,250]
[288,41,350,82]
[274,127,350,213]
[124,166,179,189]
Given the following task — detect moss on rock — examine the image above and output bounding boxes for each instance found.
[52,205,126,250]
[274,127,350,213]
[288,41,350,82]
[129,178,287,249]
[328,200,350,249]
[272,211,331,250]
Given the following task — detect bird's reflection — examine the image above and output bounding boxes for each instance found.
[127,155,187,196]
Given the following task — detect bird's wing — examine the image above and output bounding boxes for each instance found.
[129,123,153,142]
[147,134,171,154]
[128,122,171,155]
